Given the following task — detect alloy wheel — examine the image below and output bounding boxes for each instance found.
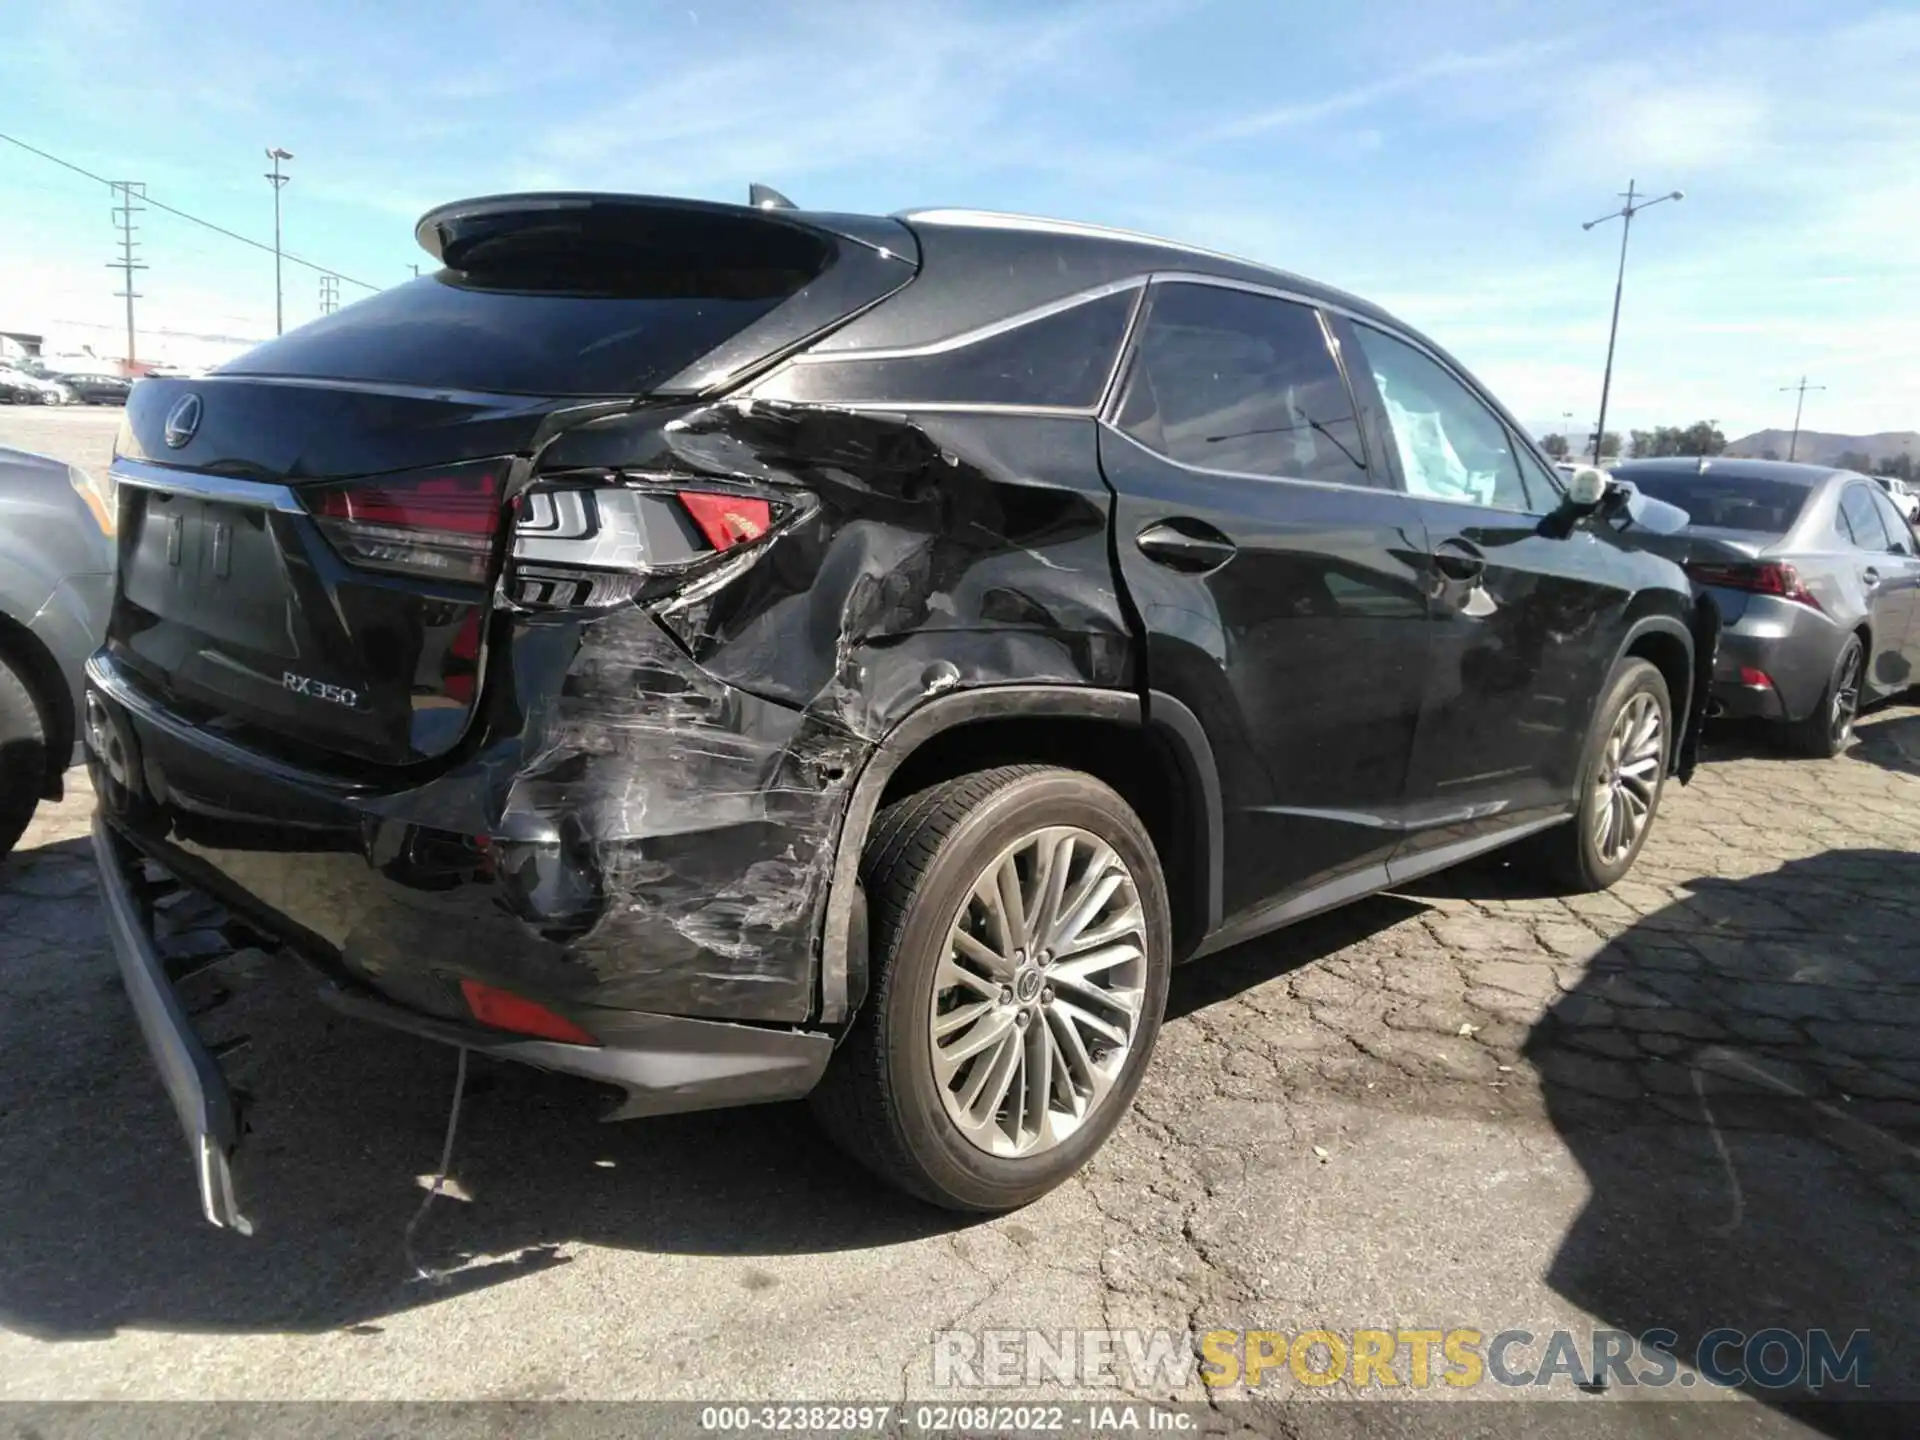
[1830,644,1864,747]
[928,826,1147,1158]
[1591,691,1665,867]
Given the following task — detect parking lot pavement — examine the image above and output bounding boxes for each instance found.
[0,402,121,477]
[1,406,1915,1429]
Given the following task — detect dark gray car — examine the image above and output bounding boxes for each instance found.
[0,446,116,855]
[1614,457,1920,756]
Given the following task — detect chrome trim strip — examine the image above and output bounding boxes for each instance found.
[790,276,1147,364]
[1100,424,1394,497]
[799,401,1098,419]
[110,458,305,513]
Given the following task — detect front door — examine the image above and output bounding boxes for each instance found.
[1842,481,1920,694]
[1097,279,1433,937]
[1339,320,1637,865]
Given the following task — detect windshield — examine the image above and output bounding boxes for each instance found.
[1625,471,1812,535]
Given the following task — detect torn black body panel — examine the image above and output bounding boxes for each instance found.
[90,396,1136,1036]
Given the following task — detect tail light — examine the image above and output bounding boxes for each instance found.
[508,474,802,611]
[1686,560,1822,612]
[306,460,505,584]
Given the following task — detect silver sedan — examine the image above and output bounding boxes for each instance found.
[1613,457,1920,757]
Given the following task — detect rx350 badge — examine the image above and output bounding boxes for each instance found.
[283,671,359,708]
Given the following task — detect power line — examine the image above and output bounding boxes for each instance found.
[0,130,380,292]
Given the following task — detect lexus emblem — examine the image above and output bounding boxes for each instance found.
[163,393,203,449]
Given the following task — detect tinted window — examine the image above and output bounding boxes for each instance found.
[757,289,1136,408]
[1116,283,1370,486]
[1350,326,1533,511]
[1869,486,1916,556]
[222,209,836,397]
[1623,472,1813,535]
[1841,484,1893,551]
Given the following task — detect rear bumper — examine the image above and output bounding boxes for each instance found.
[1707,597,1841,723]
[93,810,832,1231]
[85,621,865,1027]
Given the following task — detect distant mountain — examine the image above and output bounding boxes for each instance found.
[1722,430,1919,465]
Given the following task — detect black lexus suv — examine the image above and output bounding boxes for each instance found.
[86,193,1712,1229]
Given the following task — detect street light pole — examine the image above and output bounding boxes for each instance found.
[1583,179,1684,465]
[1780,376,1826,462]
[265,147,294,335]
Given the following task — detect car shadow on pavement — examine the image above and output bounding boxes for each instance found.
[1526,848,1920,1435]
[0,834,973,1342]
[1847,711,1920,781]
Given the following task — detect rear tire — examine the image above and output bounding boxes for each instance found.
[1786,636,1864,759]
[811,765,1172,1211]
[1539,658,1671,894]
[0,654,48,861]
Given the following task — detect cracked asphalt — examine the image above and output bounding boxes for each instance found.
[2,409,1916,1433]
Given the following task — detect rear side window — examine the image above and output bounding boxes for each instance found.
[1840,484,1893,551]
[1116,283,1370,487]
[1868,486,1916,555]
[754,289,1136,408]
[221,208,834,397]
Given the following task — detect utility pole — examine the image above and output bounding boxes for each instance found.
[409,263,421,277]
[265,147,294,335]
[318,274,340,315]
[1780,376,1826,462]
[1582,179,1685,465]
[107,181,147,369]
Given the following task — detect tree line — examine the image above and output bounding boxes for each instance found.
[1539,424,1914,479]
[1540,422,1727,461]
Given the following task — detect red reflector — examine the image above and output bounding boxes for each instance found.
[306,462,503,583]
[1738,666,1772,688]
[459,979,599,1046]
[678,491,772,551]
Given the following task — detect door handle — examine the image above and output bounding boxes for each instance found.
[1863,567,1882,589]
[1136,520,1237,574]
[1431,536,1486,582]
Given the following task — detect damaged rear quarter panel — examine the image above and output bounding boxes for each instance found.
[493,399,1135,1022]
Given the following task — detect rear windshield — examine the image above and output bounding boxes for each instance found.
[1624,472,1812,535]
[221,208,832,397]
[219,278,798,397]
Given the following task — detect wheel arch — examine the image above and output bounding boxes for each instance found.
[1616,610,1697,778]
[0,609,72,800]
[816,685,1222,1026]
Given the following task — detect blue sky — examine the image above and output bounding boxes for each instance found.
[3,0,1915,438]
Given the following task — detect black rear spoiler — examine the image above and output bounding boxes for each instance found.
[413,192,921,398]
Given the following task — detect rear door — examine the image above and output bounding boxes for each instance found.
[1839,481,1920,690]
[1097,278,1433,931]
[1866,484,1920,672]
[1342,321,1637,859]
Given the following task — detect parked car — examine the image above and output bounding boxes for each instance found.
[0,373,42,405]
[54,371,132,406]
[1870,472,1920,524]
[0,367,67,405]
[1611,457,1920,755]
[0,447,117,856]
[86,193,1710,1229]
